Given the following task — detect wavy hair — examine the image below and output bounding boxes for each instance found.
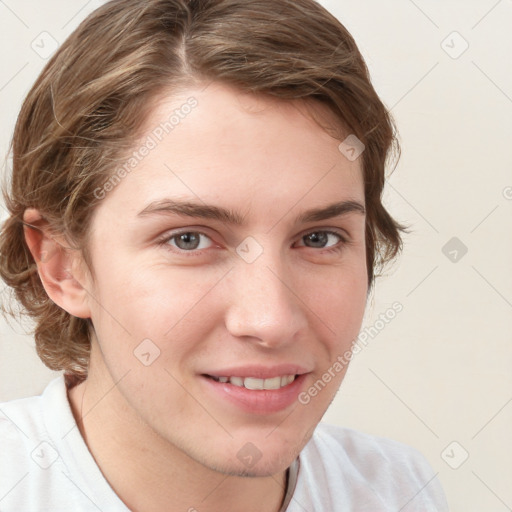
[0,0,406,380]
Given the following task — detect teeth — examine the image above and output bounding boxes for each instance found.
[281,375,295,386]
[244,377,264,390]
[263,376,281,390]
[212,374,297,390]
[230,376,244,387]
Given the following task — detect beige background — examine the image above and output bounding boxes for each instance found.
[1,1,511,510]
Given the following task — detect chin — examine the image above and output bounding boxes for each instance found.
[220,432,308,477]
[211,450,297,478]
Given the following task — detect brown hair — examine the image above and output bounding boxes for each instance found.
[0,0,406,379]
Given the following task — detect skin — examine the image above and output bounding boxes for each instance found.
[24,81,368,512]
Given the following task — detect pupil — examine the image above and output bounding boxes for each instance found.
[306,232,327,248]
[176,233,200,250]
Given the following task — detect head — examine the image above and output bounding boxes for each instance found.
[0,0,405,476]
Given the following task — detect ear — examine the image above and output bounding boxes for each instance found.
[23,208,91,319]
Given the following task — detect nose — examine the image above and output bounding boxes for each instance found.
[223,255,308,348]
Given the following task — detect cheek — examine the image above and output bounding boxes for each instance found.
[88,260,227,353]
[87,243,367,363]
[297,259,368,338]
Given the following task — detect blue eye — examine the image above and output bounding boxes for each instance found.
[298,231,344,249]
[159,229,346,255]
[167,232,213,251]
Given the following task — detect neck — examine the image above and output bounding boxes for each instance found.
[67,375,288,512]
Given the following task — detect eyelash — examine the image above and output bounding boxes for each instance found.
[156,229,349,255]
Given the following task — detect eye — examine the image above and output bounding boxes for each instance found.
[296,230,344,249]
[166,231,213,251]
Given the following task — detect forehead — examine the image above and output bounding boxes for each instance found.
[97,82,364,220]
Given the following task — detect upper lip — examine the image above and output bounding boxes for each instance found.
[202,364,311,379]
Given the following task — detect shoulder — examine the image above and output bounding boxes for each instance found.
[0,377,129,512]
[0,376,66,446]
[0,377,76,510]
[0,377,58,438]
[291,423,449,512]
[312,422,434,473]
[0,376,65,470]
[0,379,59,465]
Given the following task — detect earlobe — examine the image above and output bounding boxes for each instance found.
[23,208,91,319]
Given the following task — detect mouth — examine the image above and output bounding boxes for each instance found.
[205,374,297,390]
[199,366,309,414]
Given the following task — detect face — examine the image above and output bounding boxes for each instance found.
[80,81,368,477]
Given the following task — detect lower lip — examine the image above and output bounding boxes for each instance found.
[200,374,308,414]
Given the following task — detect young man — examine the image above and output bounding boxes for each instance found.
[0,1,448,510]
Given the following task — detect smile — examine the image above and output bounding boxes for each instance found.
[207,374,297,390]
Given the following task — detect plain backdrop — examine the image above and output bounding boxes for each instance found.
[1,1,511,511]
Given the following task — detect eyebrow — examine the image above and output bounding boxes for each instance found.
[137,198,366,225]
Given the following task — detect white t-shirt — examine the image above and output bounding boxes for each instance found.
[0,376,448,511]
